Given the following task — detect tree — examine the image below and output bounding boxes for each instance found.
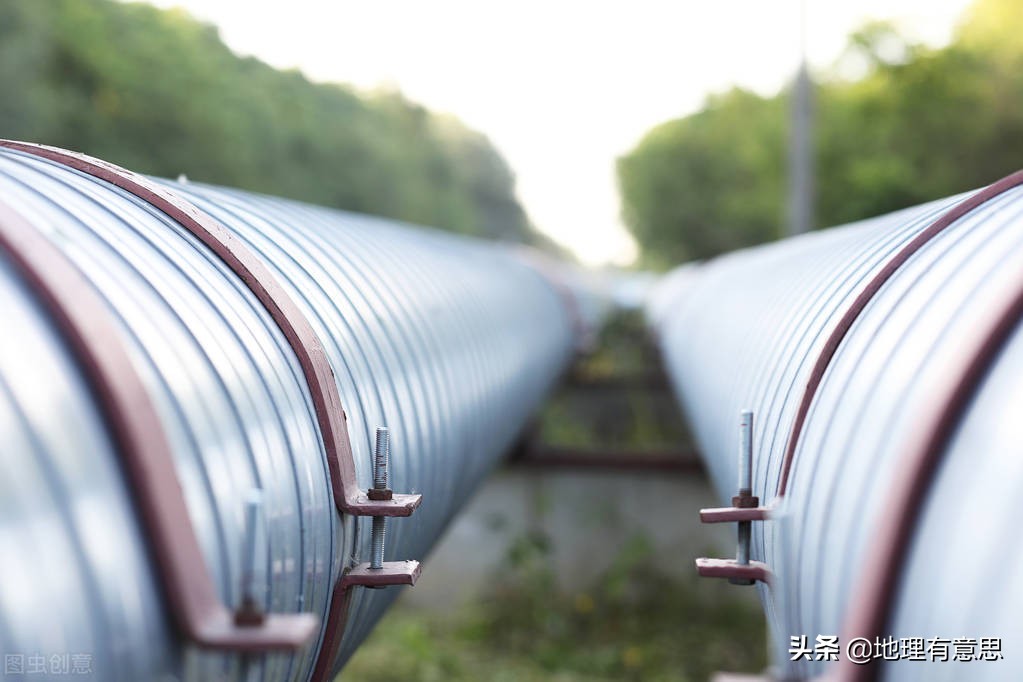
[617,89,785,268]
[618,0,1023,268]
[0,0,539,246]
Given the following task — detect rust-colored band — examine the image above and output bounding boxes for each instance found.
[0,140,422,673]
[0,199,318,650]
[309,561,421,682]
[699,506,770,524]
[0,139,420,517]
[835,255,1023,681]
[776,170,1023,497]
[695,558,773,585]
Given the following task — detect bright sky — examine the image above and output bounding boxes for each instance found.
[146,0,973,265]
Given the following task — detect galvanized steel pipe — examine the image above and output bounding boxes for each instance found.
[650,172,1023,680]
[0,141,586,681]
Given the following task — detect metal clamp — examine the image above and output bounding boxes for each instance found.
[309,426,422,682]
[0,198,319,651]
[359,427,422,587]
[696,409,773,586]
[341,561,422,591]
[0,139,423,521]
[0,142,424,670]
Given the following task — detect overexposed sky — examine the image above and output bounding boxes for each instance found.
[145,0,972,265]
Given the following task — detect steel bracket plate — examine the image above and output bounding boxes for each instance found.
[340,561,422,591]
[695,558,773,585]
[350,491,423,517]
[699,506,771,523]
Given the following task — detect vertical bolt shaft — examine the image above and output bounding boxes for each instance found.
[737,520,751,566]
[736,410,753,575]
[738,409,753,495]
[370,427,389,570]
[371,516,386,570]
[240,488,263,611]
[374,427,389,490]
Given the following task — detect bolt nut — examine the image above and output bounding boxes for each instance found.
[367,487,393,501]
[234,595,265,627]
[732,494,760,509]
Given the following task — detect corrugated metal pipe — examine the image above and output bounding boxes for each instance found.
[0,141,595,681]
[649,171,1023,681]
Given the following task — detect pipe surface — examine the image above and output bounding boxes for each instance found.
[0,145,582,680]
[651,175,1023,680]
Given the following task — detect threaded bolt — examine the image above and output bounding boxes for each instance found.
[236,488,265,625]
[242,488,263,597]
[370,427,389,570]
[738,409,753,496]
[731,410,756,586]
[737,409,753,566]
[374,427,389,491]
[371,517,386,570]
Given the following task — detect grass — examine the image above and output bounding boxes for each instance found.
[341,533,767,681]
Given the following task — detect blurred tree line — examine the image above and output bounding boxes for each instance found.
[618,0,1023,268]
[0,0,562,249]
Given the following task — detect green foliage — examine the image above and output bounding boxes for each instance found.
[618,89,786,268]
[617,0,1023,268]
[538,309,692,451]
[343,532,766,682]
[0,0,540,244]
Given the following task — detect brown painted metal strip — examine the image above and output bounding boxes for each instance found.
[695,558,773,585]
[776,170,1023,497]
[0,140,424,675]
[341,561,422,590]
[0,139,421,517]
[309,561,422,681]
[0,199,318,650]
[834,251,1023,681]
[699,506,771,523]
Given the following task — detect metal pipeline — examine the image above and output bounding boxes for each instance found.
[650,172,1023,680]
[0,141,590,681]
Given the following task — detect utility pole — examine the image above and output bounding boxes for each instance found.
[787,0,813,236]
